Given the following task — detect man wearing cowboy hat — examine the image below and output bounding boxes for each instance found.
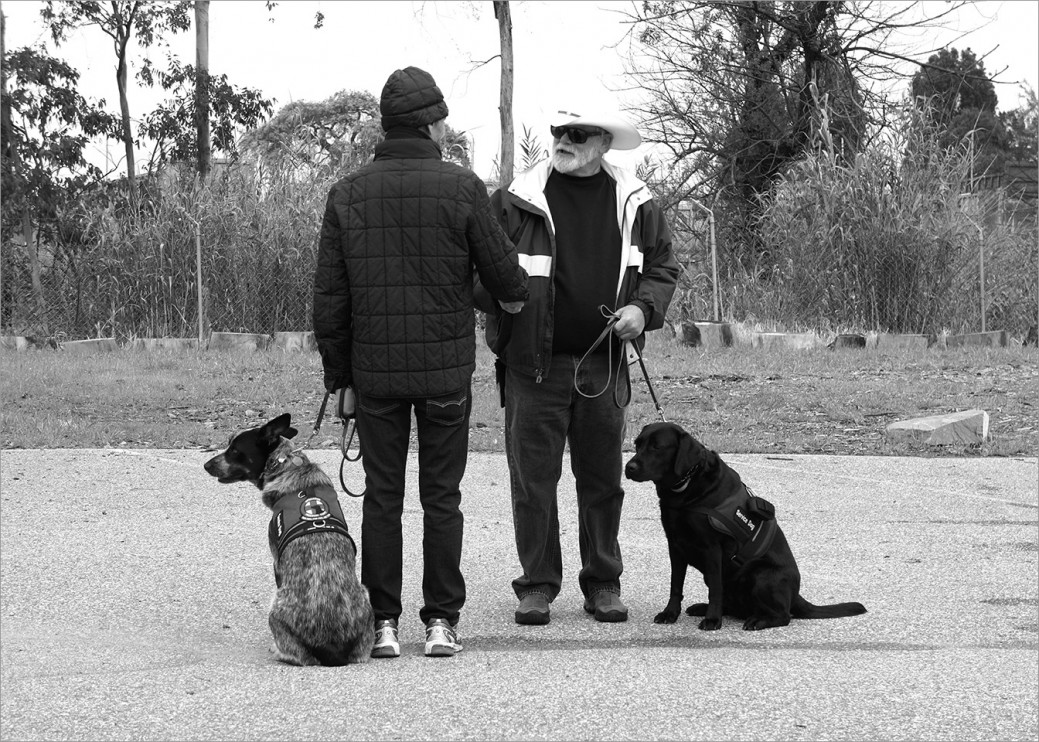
[476,110,679,625]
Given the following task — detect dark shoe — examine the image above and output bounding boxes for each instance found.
[584,590,628,622]
[515,592,550,625]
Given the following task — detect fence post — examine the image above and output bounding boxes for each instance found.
[683,198,720,321]
[979,226,985,334]
[195,222,204,347]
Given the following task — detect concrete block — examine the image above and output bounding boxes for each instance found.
[208,332,270,351]
[273,331,318,352]
[61,338,118,354]
[877,333,931,351]
[752,332,819,350]
[696,321,732,348]
[829,333,866,350]
[129,338,199,351]
[679,321,733,349]
[885,409,990,445]
[0,336,32,352]
[946,330,1007,348]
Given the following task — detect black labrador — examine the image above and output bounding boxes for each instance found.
[625,421,866,631]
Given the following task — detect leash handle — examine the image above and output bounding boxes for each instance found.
[573,305,619,399]
[338,412,365,498]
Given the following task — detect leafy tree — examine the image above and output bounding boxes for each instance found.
[239,90,383,177]
[41,0,192,190]
[911,48,997,124]
[623,0,975,267]
[240,90,471,179]
[138,58,273,170]
[911,47,1010,178]
[1,44,119,331]
[1000,84,1038,163]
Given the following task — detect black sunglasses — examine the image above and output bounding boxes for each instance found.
[550,125,604,144]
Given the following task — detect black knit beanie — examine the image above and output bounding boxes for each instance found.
[380,66,449,131]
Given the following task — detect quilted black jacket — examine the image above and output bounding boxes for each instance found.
[313,130,529,397]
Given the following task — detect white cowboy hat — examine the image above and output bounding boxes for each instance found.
[551,110,643,150]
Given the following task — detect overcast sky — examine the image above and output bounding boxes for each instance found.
[3,0,1037,179]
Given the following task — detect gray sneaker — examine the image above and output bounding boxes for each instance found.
[371,619,400,658]
[424,618,463,657]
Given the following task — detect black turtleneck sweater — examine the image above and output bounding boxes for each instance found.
[544,167,621,355]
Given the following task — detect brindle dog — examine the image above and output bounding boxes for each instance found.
[205,414,374,664]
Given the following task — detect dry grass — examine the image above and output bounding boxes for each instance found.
[2,334,1035,457]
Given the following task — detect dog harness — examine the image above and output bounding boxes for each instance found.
[688,486,778,567]
[268,483,355,561]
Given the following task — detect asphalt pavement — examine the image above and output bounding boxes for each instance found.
[1,447,1036,741]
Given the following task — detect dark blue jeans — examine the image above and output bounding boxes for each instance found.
[504,352,627,602]
[355,386,470,626]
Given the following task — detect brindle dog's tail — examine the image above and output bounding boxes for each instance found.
[792,595,867,619]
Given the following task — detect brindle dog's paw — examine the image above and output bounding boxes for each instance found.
[685,603,708,617]
[697,617,723,631]
[653,608,680,624]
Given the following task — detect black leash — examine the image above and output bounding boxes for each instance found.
[307,390,366,498]
[574,305,667,422]
[630,337,668,423]
[574,306,631,408]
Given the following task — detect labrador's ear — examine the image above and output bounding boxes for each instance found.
[700,445,719,474]
[674,431,698,476]
[676,430,714,476]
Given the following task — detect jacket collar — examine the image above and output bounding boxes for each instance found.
[375,129,443,161]
[508,158,648,212]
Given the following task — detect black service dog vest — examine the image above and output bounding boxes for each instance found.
[690,488,778,567]
[268,483,355,561]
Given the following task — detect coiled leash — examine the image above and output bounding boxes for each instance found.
[307,390,367,498]
[574,304,668,422]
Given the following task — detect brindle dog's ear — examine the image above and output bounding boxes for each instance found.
[264,413,296,442]
[674,431,698,476]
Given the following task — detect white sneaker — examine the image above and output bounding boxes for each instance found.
[371,619,400,658]
[424,618,462,657]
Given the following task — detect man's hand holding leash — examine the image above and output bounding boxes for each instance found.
[610,304,646,341]
[498,299,525,314]
[335,387,356,421]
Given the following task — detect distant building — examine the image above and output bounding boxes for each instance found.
[975,160,1038,225]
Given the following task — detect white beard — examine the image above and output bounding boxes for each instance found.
[551,143,601,174]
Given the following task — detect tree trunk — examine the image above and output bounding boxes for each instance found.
[493,0,514,187]
[116,38,136,190]
[1,6,7,332]
[195,0,211,179]
[2,8,47,333]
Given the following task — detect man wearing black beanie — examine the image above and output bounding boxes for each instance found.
[314,66,528,659]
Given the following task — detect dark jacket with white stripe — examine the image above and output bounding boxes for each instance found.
[314,131,529,396]
[475,159,679,381]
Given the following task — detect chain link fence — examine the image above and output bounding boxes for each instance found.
[2,171,1037,344]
